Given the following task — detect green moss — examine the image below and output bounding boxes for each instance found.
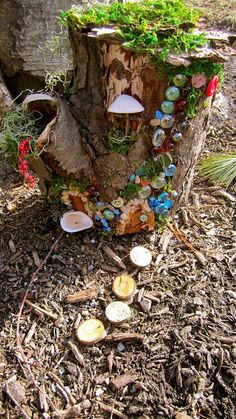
[107,128,137,155]
[185,87,203,118]
[0,106,42,162]
[120,182,142,200]
[60,1,206,62]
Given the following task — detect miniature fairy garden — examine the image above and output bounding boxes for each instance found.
[0,0,232,237]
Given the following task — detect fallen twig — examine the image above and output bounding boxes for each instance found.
[66,287,98,303]
[96,400,128,419]
[103,245,127,270]
[25,300,58,320]
[167,222,207,266]
[104,332,145,343]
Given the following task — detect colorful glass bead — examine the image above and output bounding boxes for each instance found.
[101,218,109,227]
[155,110,163,119]
[157,192,168,202]
[113,209,121,217]
[140,214,148,223]
[96,201,105,210]
[138,186,152,199]
[165,86,180,101]
[161,101,175,114]
[150,177,166,189]
[152,128,166,147]
[175,99,186,112]
[171,190,178,198]
[137,166,145,176]
[103,210,114,221]
[191,73,206,88]
[160,115,175,129]
[206,75,219,97]
[163,199,173,209]
[140,177,150,187]
[172,132,183,142]
[165,164,177,177]
[173,74,187,88]
[94,214,101,221]
[111,197,124,208]
[129,174,136,182]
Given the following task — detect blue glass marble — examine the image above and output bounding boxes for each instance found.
[165,164,177,177]
[172,132,183,142]
[129,174,136,182]
[165,86,180,101]
[101,218,109,227]
[160,114,175,129]
[94,214,100,221]
[157,192,168,202]
[161,100,175,114]
[163,199,173,209]
[113,209,120,216]
[155,110,163,119]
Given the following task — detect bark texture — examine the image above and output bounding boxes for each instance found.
[173,97,213,207]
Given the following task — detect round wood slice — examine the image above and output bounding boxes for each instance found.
[113,274,136,300]
[129,246,152,268]
[76,319,106,345]
[105,301,131,325]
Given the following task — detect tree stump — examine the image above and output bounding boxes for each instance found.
[33,23,233,235]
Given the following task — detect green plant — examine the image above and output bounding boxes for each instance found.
[142,160,163,178]
[0,106,42,161]
[50,176,67,193]
[60,1,205,65]
[199,154,236,188]
[39,30,72,92]
[107,128,137,155]
[185,87,203,118]
[120,182,141,200]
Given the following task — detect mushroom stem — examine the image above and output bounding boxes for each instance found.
[125,114,129,137]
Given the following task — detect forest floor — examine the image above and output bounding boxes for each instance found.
[0,1,236,418]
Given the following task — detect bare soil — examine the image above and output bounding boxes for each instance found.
[0,1,235,418]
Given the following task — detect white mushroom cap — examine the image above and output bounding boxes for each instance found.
[60,210,93,233]
[108,94,144,114]
[23,93,57,105]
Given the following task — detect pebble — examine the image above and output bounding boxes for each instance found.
[140,297,152,313]
[117,342,126,352]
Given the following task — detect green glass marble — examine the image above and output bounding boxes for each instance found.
[173,74,187,88]
[103,209,115,221]
[165,86,180,101]
[161,101,175,114]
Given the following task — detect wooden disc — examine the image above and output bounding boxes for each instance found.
[113,274,136,300]
[105,301,131,324]
[76,319,106,345]
[129,246,152,268]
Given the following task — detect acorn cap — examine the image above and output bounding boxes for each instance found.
[105,301,131,325]
[130,246,152,268]
[60,210,93,233]
[76,319,106,345]
[108,94,144,114]
[113,274,136,300]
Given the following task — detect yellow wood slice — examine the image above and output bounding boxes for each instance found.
[113,274,136,300]
[76,319,106,345]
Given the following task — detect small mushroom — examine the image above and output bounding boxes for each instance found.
[107,94,144,136]
[60,210,93,233]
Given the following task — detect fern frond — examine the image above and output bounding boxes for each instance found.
[199,154,236,188]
